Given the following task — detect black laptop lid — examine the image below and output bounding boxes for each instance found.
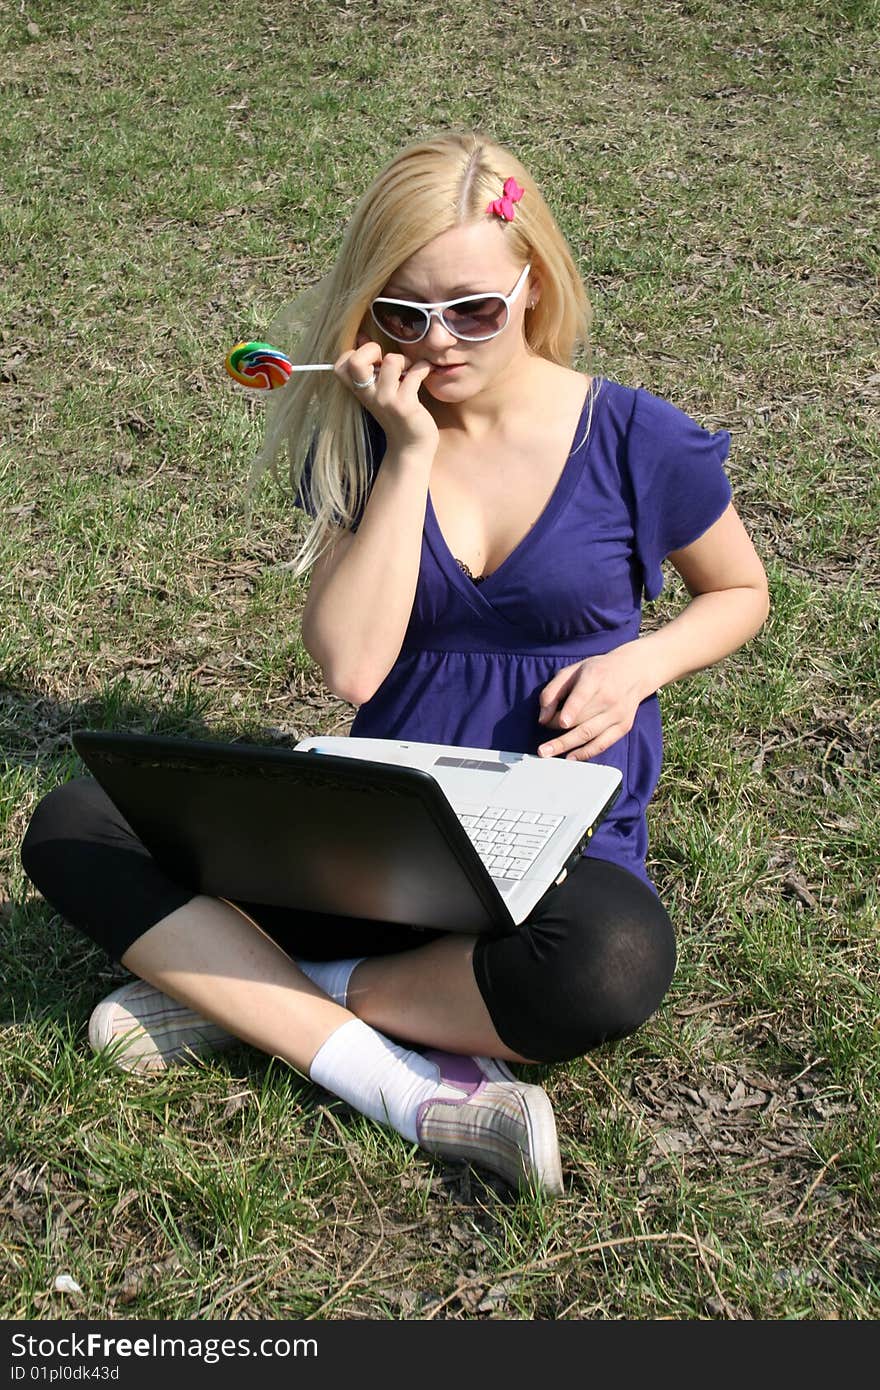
[72,730,510,934]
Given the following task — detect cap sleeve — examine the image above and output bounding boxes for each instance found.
[625,387,733,601]
[294,410,387,531]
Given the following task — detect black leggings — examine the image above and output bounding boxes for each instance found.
[20,777,677,1063]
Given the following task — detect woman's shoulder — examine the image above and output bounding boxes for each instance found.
[541,363,637,418]
[588,373,674,422]
[592,375,724,433]
[525,361,633,426]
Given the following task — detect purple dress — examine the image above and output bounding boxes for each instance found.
[299,379,732,889]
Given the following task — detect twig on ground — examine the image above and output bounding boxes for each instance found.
[791,1152,842,1223]
[197,1269,269,1319]
[690,1215,740,1319]
[424,1229,720,1320]
[576,1051,648,1132]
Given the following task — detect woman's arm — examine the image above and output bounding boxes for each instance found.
[300,442,436,706]
[301,343,441,706]
[537,502,770,760]
[633,500,770,692]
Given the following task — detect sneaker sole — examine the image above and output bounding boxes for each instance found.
[516,1083,564,1197]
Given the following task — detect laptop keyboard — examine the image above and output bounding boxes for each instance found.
[455,803,564,882]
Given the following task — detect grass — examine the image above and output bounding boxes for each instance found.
[1,0,878,1320]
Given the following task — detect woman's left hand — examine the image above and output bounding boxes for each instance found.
[536,643,653,760]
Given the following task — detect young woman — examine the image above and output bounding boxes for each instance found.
[21,130,769,1197]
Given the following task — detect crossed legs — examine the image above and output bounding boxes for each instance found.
[21,775,676,1070]
[119,893,522,1073]
[20,777,676,1194]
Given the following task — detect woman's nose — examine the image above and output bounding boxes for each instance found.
[422,313,459,348]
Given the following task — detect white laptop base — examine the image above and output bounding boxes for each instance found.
[295,736,622,925]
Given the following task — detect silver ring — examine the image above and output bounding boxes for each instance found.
[352,373,375,389]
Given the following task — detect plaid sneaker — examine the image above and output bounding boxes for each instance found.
[416,1049,563,1196]
[88,979,237,1074]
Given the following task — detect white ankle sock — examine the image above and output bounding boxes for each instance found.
[308,1018,464,1142]
[294,957,365,1008]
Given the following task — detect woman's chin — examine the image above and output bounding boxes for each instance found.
[423,369,472,395]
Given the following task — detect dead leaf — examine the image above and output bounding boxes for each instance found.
[223,1091,250,1119]
[782,874,819,910]
[654,1128,696,1155]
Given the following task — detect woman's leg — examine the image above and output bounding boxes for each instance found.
[120,898,563,1192]
[19,778,363,1071]
[21,778,563,1191]
[22,781,673,1065]
[348,933,521,1057]
[347,856,677,1064]
[119,895,354,1074]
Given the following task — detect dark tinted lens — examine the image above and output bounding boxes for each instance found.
[443,296,507,339]
[371,301,429,342]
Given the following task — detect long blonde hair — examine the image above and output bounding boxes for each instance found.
[248,128,593,577]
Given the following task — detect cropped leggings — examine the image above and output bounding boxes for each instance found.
[21,777,677,1064]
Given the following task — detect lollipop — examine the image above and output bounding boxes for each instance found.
[225,341,294,390]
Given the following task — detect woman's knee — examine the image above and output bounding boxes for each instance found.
[20,777,127,887]
[23,779,85,872]
[567,897,677,1049]
[20,775,198,960]
[474,863,677,1064]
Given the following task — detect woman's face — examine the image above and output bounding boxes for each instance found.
[364,220,539,400]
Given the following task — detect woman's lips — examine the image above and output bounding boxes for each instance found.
[429,362,465,373]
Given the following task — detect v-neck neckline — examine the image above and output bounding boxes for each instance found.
[425,377,604,600]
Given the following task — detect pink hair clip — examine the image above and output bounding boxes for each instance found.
[485,177,524,222]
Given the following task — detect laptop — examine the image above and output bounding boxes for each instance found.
[72,730,622,934]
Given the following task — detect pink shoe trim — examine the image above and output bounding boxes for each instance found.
[421,1048,486,1093]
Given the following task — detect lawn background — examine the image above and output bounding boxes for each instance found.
[1,0,878,1319]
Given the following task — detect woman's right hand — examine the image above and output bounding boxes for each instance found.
[334,335,439,457]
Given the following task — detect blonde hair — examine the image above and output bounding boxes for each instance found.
[248,128,593,577]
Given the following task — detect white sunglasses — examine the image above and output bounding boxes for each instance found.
[370,263,532,344]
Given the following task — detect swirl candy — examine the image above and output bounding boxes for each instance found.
[225,341,293,390]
